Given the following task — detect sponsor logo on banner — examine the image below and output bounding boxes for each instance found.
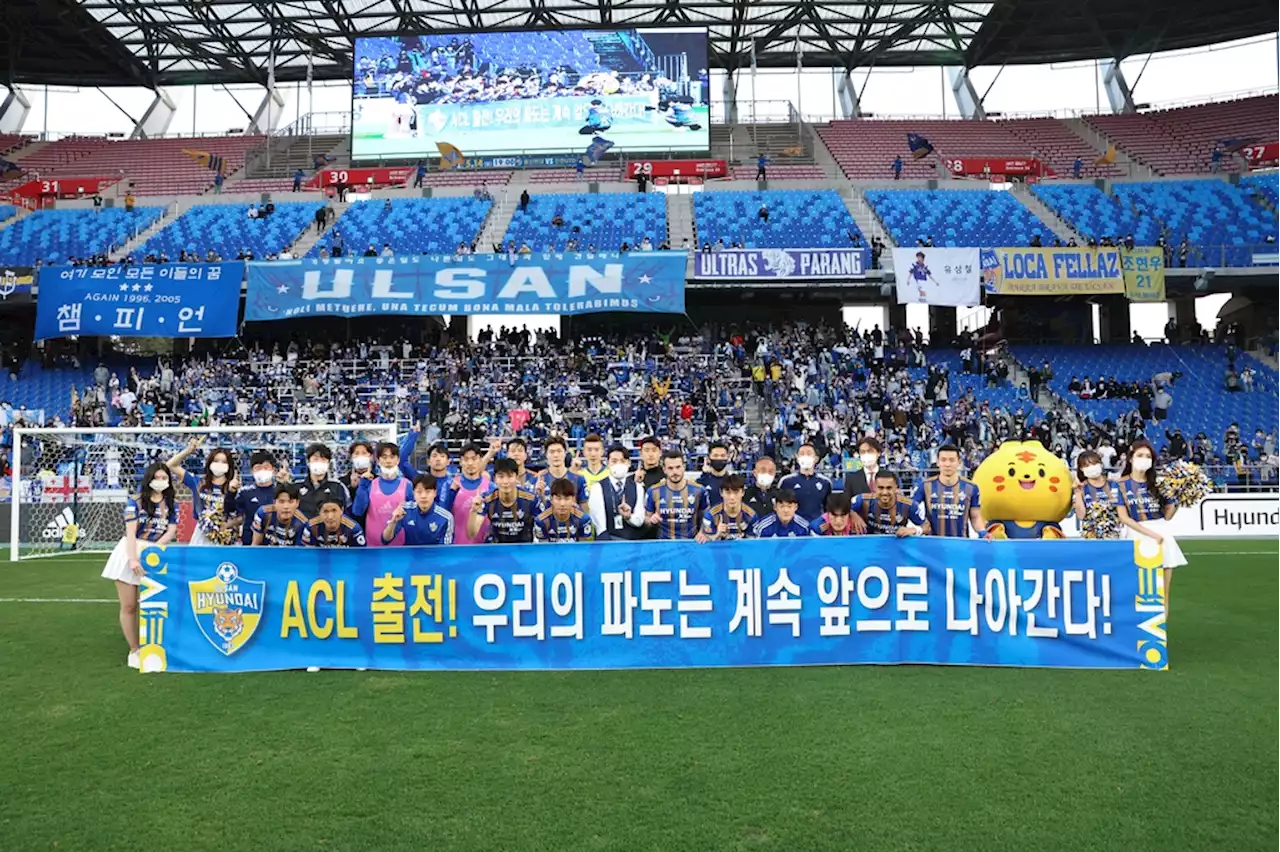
[891,247,980,306]
[981,247,1124,295]
[189,562,266,657]
[693,248,869,280]
[245,253,686,320]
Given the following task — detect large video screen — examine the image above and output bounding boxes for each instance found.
[351,28,710,160]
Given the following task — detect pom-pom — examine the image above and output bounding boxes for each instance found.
[1157,459,1214,509]
[1081,500,1121,540]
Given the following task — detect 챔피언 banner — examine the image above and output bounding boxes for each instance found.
[245,253,686,320]
[34,262,244,340]
[1121,247,1167,302]
[891,247,980,306]
[981,247,1125,295]
[693,248,870,280]
[134,538,1168,674]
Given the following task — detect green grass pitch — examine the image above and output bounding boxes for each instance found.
[2,541,1276,852]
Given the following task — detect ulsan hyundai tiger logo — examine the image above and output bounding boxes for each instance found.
[189,562,266,656]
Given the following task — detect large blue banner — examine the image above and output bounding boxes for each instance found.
[35,262,244,340]
[245,253,687,320]
[135,539,1168,674]
[694,248,871,280]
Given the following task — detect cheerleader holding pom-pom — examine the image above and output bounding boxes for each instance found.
[101,461,178,669]
[1115,439,1187,608]
[1072,450,1122,540]
[166,437,241,546]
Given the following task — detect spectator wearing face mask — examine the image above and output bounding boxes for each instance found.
[296,443,351,519]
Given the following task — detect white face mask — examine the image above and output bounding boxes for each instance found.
[252,469,275,486]
[209,461,229,477]
[1132,456,1153,473]
[609,463,630,480]
[755,472,775,489]
[860,452,879,469]
[1082,464,1103,479]
[149,479,169,493]
[309,460,330,477]
[380,464,400,479]
[351,455,372,471]
[797,455,816,471]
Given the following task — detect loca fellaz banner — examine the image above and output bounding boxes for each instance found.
[245,252,687,320]
[134,538,1169,674]
[34,262,244,340]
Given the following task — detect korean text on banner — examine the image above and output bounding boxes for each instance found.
[35,262,244,340]
[693,248,869,280]
[981,247,1125,295]
[891,247,980,306]
[134,538,1168,674]
[1121,247,1167,302]
[245,253,686,320]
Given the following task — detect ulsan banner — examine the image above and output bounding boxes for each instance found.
[134,538,1168,674]
[1121,247,1167,302]
[35,262,244,340]
[892,247,980,306]
[981,247,1125,295]
[245,252,687,320]
[693,248,870,280]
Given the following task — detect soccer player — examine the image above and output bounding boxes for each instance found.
[697,474,756,542]
[852,471,927,537]
[165,436,238,545]
[535,478,595,542]
[252,483,308,546]
[587,445,646,541]
[353,442,413,547]
[580,434,610,491]
[816,493,855,536]
[908,250,933,301]
[752,489,814,538]
[700,441,732,509]
[644,450,705,540]
[303,496,367,547]
[296,442,351,519]
[505,437,540,492]
[778,442,834,522]
[448,443,496,545]
[232,450,282,545]
[634,435,665,489]
[536,436,588,513]
[913,443,985,537]
[470,458,537,543]
[384,474,454,545]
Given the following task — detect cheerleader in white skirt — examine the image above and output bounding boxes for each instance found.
[1114,440,1186,610]
[166,437,240,546]
[102,461,178,669]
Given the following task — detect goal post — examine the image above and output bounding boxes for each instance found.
[9,423,398,562]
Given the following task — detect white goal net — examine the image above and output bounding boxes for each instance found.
[9,424,397,561]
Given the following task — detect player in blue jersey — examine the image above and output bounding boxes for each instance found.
[303,496,367,547]
[536,436,589,513]
[534,478,595,542]
[752,489,815,538]
[908,250,934,301]
[697,474,756,541]
[471,458,538,543]
[578,99,613,135]
[251,483,308,546]
[234,450,283,545]
[645,450,706,540]
[665,96,702,131]
[778,442,834,522]
[852,471,927,536]
[815,493,856,536]
[504,438,541,493]
[384,474,454,545]
[913,444,985,537]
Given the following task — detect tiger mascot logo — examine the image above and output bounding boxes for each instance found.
[213,607,243,641]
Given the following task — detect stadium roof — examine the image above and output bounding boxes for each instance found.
[1,0,1275,88]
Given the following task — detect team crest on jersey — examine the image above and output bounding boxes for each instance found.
[188,562,266,656]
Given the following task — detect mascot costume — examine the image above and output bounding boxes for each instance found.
[973,440,1072,539]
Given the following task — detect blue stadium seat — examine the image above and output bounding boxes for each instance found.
[865,189,1050,247]
[693,190,861,248]
[503,193,665,252]
[138,203,316,260]
[314,197,492,257]
[1111,180,1277,267]
[1031,184,1144,243]
[0,207,163,266]
[0,204,17,226]
[1241,172,1279,210]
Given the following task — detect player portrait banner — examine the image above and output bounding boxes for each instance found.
[0,266,35,310]
[34,262,244,340]
[891,247,980,306]
[135,538,1168,674]
[1121,247,1167,302]
[245,253,685,319]
[693,248,870,280]
[981,247,1125,296]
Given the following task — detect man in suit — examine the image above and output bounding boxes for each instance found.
[841,436,885,534]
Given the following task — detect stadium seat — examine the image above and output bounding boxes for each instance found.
[693,190,861,248]
[865,188,1050,247]
[137,202,318,260]
[0,207,163,265]
[1030,184,1144,242]
[314,197,493,256]
[1111,180,1277,267]
[503,193,665,251]
[1241,172,1279,210]
[0,204,17,226]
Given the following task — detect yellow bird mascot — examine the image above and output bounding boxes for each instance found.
[973,440,1072,539]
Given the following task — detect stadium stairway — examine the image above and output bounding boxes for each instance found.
[287,200,350,256]
[109,201,183,261]
[474,191,517,253]
[840,188,893,247]
[1009,184,1083,244]
[1058,118,1154,178]
[665,193,695,250]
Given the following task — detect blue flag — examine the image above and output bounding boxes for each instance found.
[585,135,614,164]
[907,132,935,160]
[0,157,20,180]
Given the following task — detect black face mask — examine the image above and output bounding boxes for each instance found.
[708,459,728,472]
